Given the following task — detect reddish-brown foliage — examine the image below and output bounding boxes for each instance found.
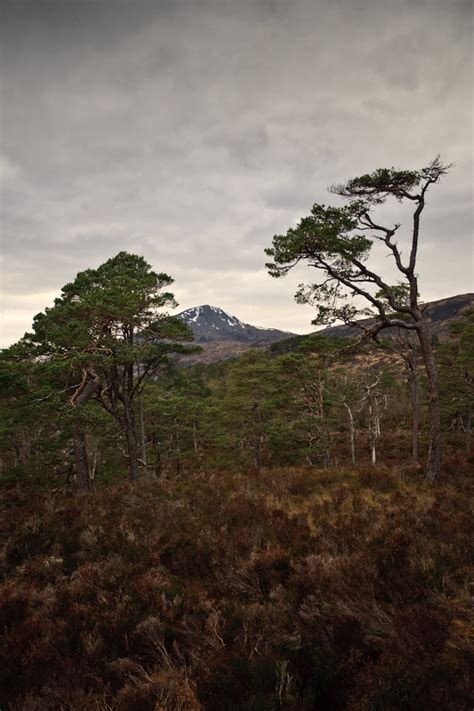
[0,464,472,709]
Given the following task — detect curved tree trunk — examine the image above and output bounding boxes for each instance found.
[70,370,101,491]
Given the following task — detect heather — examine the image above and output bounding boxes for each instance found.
[1,463,472,710]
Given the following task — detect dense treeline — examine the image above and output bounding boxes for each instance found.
[1,303,472,488]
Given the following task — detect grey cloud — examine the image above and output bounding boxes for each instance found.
[0,0,472,346]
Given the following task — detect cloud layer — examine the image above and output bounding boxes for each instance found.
[1,0,472,345]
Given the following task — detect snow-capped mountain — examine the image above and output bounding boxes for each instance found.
[176,305,295,344]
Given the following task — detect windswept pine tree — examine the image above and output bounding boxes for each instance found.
[266,158,451,480]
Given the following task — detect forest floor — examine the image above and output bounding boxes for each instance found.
[1,458,473,710]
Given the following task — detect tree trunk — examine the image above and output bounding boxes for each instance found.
[344,403,356,465]
[70,368,101,490]
[409,367,419,462]
[368,402,376,466]
[125,412,139,482]
[371,441,376,466]
[90,447,100,480]
[72,420,90,491]
[123,358,139,482]
[417,324,442,480]
[138,397,147,468]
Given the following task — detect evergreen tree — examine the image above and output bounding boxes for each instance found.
[266,158,450,479]
[16,252,196,484]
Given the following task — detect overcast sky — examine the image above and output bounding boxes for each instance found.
[0,0,472,346]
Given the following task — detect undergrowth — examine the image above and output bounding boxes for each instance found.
[0,463,473,710]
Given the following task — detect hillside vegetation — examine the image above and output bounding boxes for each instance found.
[1,464,473,710]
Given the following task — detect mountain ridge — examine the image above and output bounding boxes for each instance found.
[175,294,474,363]
[318,292,474,341]
[176,304,296,345]
[269,293,474,355]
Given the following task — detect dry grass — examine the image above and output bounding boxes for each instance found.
[0,462,473,710]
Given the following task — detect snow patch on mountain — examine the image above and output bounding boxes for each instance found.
[176,305,295,344]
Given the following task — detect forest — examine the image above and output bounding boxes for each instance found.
[1,287,473,489]
[0,162,473,710]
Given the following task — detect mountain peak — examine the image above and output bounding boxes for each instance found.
[176,305,294,345]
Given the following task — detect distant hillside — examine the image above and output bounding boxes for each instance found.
[319,293,474,340]
[271,293,474,355]
[175,295,473,363]
[175,305,296,362]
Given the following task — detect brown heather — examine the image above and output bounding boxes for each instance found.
[0,461,473,710]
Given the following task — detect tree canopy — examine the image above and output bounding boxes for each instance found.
[14,252,197,483]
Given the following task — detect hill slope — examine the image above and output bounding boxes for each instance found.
[320,293,474,340]
[176,295,472,363]
[271,293,474,355]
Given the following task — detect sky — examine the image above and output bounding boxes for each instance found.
[0,0,472,346]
